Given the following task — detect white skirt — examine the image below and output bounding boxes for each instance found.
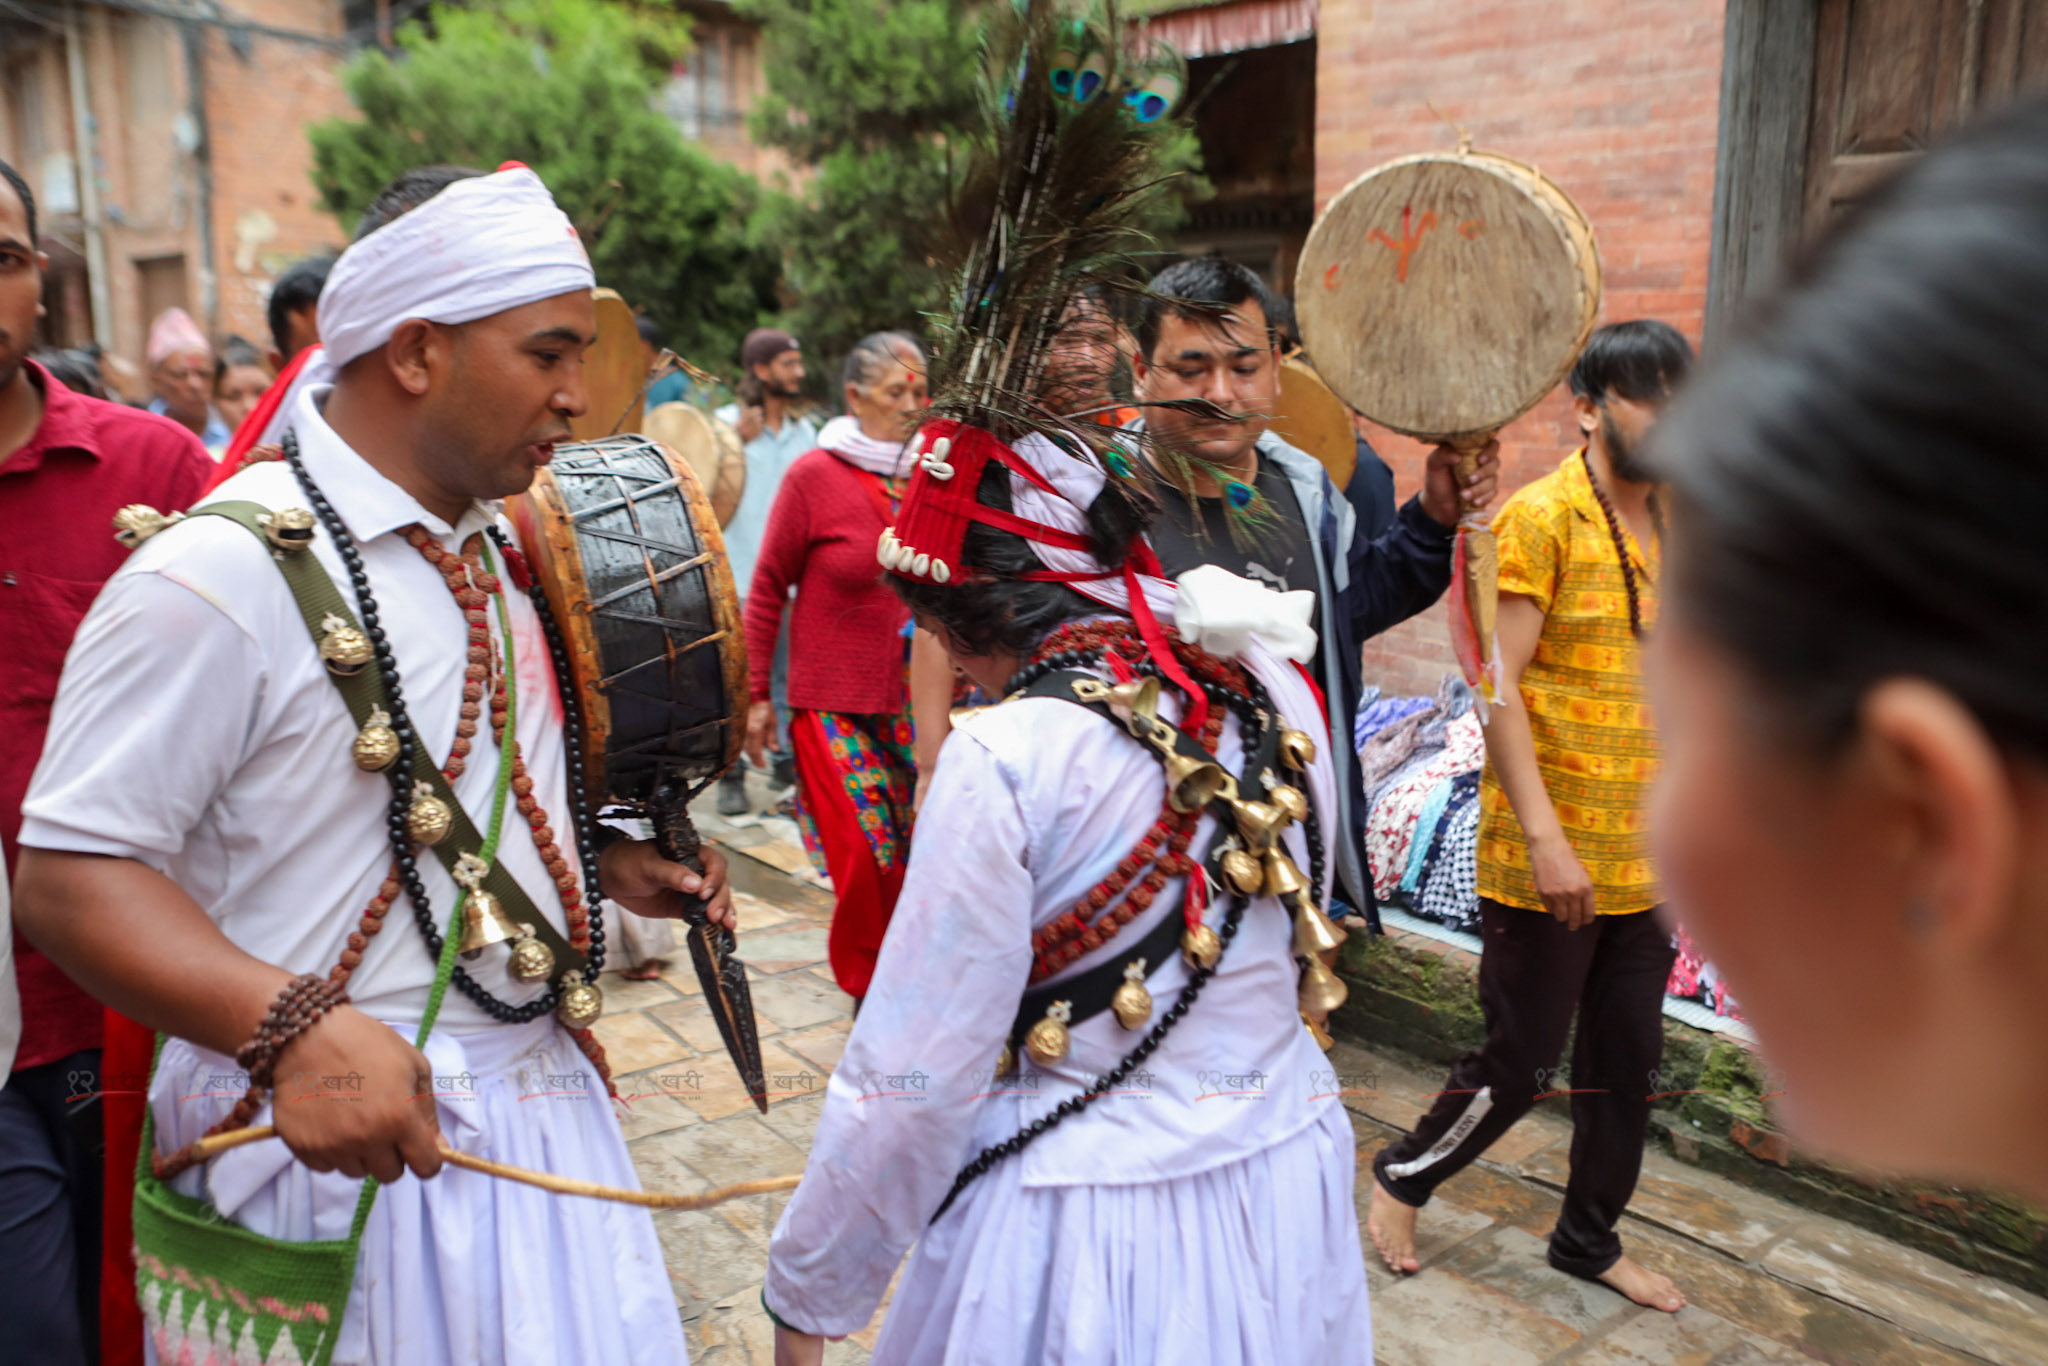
[872,1104,1371,1366]
[146,1017,687,1366]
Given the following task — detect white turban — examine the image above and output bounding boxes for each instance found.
[317,163,595,368]
[250,164,595,452]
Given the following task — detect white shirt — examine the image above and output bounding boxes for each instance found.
[20,386,583,1035]
[765,685,1338,1337]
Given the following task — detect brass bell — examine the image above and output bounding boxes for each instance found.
[1268,784,1309,825]
[995,1043,1017,1077]
[353,706,400,772]
[1163,750,1231,814]
[1111,959,1153,1031]
[1025,1000,1073,1065]
[260,507,317,554]
[1297,954,1349,1015]
[1181,922,1222,970]
[318,612,373,676]
[1231,799,1285,853]
[1105,676,1161,725]
[1279,729,1318,771]
[507,929,556,983]
[556,980,604,1030]
[407,783,453,845]
[1302,1011,1335,1050]
[1263,849,1310,900]
[1218,847,1264,897]
[1292,900,1349,958]
[112,504,179,549]
[457,887,520,959]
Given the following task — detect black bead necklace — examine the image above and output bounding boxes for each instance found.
[281,434,605,1021]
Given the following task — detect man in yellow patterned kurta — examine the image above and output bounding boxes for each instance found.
[1367,322,1695,1316]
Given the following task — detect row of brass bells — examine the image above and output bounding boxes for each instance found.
[1268,783,1309,825]
[1163,749,1231,814]
[1263,849,1309,901]
[1292,893,1348,957]
[1298,954,1349,1015]
[1111,959,1153,1030]
[260,506,317,554]
[1218,846,1263,897]
[1025,1000,1074,1065]
[1231,799,1286,854]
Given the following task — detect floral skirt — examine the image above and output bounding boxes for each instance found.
[789,707,917,998]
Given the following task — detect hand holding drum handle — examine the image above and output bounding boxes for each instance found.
[1449,429,1498,531]
[649,781,718,936]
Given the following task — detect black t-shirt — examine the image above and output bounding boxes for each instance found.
[1147,454,1326,679]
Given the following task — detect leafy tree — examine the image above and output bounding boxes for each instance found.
[738,0,1204,372]
[307,0,780,366]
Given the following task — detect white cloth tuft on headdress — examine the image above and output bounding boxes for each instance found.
[250,164,595,451]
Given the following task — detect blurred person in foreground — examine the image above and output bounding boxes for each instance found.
[1367,321,1694,1314]
[144,307,231,452]
[714,328,817,814]
[743,331,924,1004]
[0,154,213,1366]
[1648,95,2048,1209]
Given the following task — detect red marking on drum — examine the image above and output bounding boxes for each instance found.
[1323,263,1342,290]
[1459,219,1483,239]
[1368,205,1438,283]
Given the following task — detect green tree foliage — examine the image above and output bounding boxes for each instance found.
[738,0,1204,374]
[307,0,780,366]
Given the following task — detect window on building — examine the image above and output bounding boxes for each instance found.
[661,28,743,141]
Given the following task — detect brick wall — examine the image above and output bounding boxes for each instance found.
[1314,0,1725,698]
[198,0,354,349]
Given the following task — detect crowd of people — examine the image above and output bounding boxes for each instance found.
[1,81,2046,1366]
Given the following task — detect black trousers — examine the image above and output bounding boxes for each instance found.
[1373,900,1676,1277]
[0,1050,102,1366]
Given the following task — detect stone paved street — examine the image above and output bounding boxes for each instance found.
[598,812,2048,1365]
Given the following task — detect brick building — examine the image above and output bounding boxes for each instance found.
[0,0,356,376]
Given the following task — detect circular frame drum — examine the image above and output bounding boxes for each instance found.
[508,435,747,809]
[1296,148,1601,443]
[642,402,747,527]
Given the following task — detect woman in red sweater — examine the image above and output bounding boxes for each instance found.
[744,331,928,1000]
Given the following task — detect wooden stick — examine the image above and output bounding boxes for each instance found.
[164,1126,801,1211]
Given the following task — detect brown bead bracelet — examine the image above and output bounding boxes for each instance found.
[235,972,351,1092]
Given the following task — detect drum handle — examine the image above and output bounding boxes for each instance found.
[1447,429,1497,533]
[649,783,715,924]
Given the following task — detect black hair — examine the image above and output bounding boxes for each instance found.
[1654,92,2048,760]
[0,157,35,245]
[634,314,664,349]
[353,165,485,241]
[32,347,103,399]
[1569,319,1694,405]
[1134,255,1282,361]
[267,254,334,359]
[213,336,268,390]
[893,454,1148,658]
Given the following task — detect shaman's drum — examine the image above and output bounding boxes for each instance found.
[1272,354,1357,490]
[641,401,746,528]
[1295,147,1601,442]
[508,435,747,808]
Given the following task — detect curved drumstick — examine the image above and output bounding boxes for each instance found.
[160,1124,800,1210]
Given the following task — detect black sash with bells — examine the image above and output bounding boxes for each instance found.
[194,500,585,985]
[931,665,1328,1221]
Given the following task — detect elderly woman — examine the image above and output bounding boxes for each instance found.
[744,331,929,1002]
[1649,95,2048,1206]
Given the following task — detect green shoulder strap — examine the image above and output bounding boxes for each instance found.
[193,499,585,978]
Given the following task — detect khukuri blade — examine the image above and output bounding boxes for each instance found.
[650,795,769,1114]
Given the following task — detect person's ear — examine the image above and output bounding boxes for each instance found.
[1130,346,1152,393]
[1573,393,1599,438]
[1858,678,2019,952]
[267,347,287,373]
[384,319,439,397]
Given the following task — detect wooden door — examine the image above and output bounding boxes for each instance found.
[1803,0,2048,236]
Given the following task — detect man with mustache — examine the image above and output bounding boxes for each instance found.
[16,163,727,1364]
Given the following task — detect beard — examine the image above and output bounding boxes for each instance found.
[1602,410,1655,485]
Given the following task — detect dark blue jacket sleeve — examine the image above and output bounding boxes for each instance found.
[1344,494,1456,644]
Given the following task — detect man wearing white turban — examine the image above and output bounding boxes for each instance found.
[16,163,723,1364]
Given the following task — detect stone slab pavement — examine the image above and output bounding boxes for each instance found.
[601,811,2048,1365]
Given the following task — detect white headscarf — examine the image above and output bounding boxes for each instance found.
[253,164,595,449]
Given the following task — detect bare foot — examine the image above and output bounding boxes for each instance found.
[621,960,665,981]
[1596,1254,1686,1312]
[1366,1181,1423,1274]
